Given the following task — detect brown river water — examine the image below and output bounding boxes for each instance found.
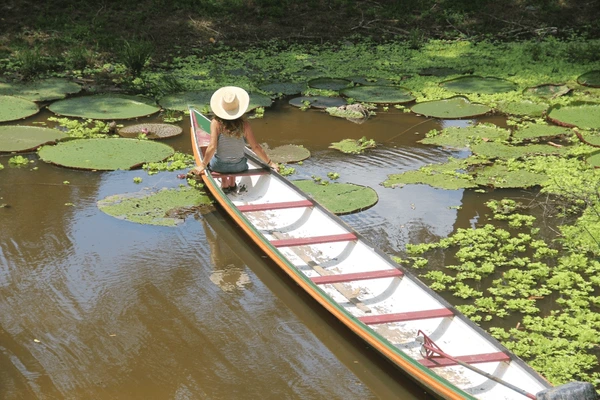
[0,99,520,399]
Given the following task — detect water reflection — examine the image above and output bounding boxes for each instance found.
[201,217,251,292]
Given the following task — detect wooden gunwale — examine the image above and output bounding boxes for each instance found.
[189,109,551,399]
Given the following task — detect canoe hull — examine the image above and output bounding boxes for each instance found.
[189,108,551,400]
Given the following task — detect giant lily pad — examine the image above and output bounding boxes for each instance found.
[440,76,517,94]
[473,163,548,188]
[292,180,378,215]
[159,90,213,111]
[98,187,212,226]
[496,100,548,118]
[339,85,414,104]
[258,81,306,96]
[307,78,351,91]
[0,78,82,101]
[0,95,39,122]
[524,84,571,99]
[420,124,510,149]
[470,142,568,159]
[248,93,273,110]
[289,96,346,109]
[547,104,600,130]
[586,151,600,168]
[577,71,600,88]
[265,144,310,163]
[411,97,491,119]
[0,126,67,153]
[575,130,600,148]
[49,94,159,120]
[38,138,174,170]
[119,123,182,139]
[512,123,571,142]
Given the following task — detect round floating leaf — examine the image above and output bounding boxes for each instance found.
[0,78,82,101]
[470,142,568,159]
[575,130,600,148]
[512,123,571,142]
[159,90,213,111]
[547,104,600,130]
[496,100,548,118]
[289,96,347,109]
[329,137,376,154]
[38,138,174,170]
[420,125,510,149]
[473,163,548,188]
[119,123,182,139]
[258,81,306,95]
[345,76,393,86]
[0,95,39,122]
[0,126,67,153]
[586,151,600,168]
[577,71,600,88]
[440,76,517,94]
[411,97,490,119]
[98,187,212,226]
[292,180,378,215]
[339,85,414,104]
[248,93,273,110]
[265,144,310,163]
[49,94,159,120]
[307,77,351,91]
[524,84,571,99]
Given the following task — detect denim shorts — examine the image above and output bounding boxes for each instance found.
[209,156,248,173]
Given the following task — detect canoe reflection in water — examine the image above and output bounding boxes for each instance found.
[201,215,251,292]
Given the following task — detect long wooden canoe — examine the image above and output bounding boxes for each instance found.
[189,108,552,399]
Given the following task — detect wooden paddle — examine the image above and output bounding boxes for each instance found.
[416,331,536,400]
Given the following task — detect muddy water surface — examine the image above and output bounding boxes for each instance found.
[0,101,509,399]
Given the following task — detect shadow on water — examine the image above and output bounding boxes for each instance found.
[0,98,526,398]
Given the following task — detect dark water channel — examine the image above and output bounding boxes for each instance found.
[0,100,524,399]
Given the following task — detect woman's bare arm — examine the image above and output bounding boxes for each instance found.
[244,121,279,171]
[191,119,219,175]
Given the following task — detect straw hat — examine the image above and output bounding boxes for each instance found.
[210,86,250,120]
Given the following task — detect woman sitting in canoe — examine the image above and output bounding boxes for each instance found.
[190,86,279,190]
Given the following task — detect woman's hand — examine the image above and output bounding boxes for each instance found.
[268,161,280,172]
[189,164,205,176]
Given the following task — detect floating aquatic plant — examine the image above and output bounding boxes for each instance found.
[419,124,510,149]
[119,123,182,140]
[97,187,212,226]
[339,85,415,104]
[49,94,160,120]
[264,144,310,163]
[38,138,174,170]
[440,76,517,94]
[292,180,378,215]
[288,95,346,109]
[547,103,600,130]
[0,126,67,153]
[307,77,351,91]
[411,97,491,119]
[0,95,39,122]
[329,136,376,154]
[0,78,82,101]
